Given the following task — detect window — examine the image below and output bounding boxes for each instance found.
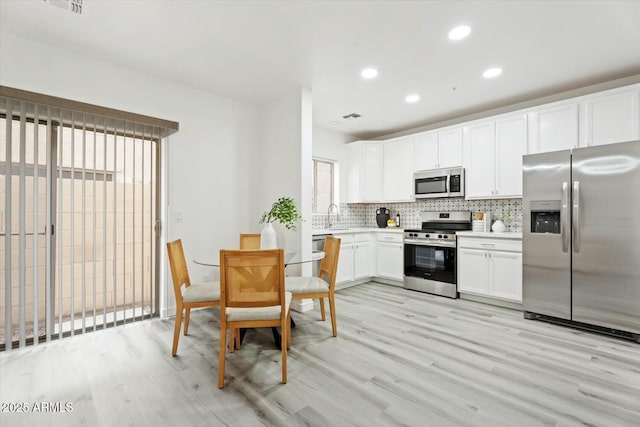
[1,86,177,351]
[312,158,337,214]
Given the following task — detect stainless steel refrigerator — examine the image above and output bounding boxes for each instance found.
[523,140,640,341]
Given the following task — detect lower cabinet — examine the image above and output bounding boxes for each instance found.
[336,233,374,285]
[376,232,404,281]
[458,237,522,303]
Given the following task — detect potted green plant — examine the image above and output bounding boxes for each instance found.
[259,197,303,248]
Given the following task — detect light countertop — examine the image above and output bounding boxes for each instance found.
[313,227,404,235]
[456,231,522,239]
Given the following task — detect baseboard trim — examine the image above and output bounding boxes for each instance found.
[459,293,522,311]
[371,277,403,287]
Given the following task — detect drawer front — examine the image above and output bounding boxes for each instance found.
[338,234,354,245]
[377,232,404,243]
[354,232,373,243]
[457,237,522,252]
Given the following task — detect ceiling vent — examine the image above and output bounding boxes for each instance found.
[342,113,362,120]
[45,0,84,15]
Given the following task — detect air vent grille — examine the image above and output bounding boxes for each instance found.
[45,0,84,15]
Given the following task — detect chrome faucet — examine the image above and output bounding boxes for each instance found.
[327,203,339,228]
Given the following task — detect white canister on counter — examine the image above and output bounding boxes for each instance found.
[492,219,506,232]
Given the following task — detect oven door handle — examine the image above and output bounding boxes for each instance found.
[404,239,456,248]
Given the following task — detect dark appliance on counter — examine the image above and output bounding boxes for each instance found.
[523,140,640,342]
[376,207,390,228]
[403,211,472,298]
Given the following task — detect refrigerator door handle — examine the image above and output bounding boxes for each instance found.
[561,181,569,253]
[573,180,580,253]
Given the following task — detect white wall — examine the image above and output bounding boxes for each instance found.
[312,125,357,206]
[0,31,260,317]
[250,87,313,275]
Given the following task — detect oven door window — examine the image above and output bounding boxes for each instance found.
[415,176,447,195]
[404,244,456,284]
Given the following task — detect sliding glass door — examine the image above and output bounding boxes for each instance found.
[1,98,160,351]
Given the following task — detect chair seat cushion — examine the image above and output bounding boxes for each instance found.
[285,276,330,295]
[227,292,292,322]
[183,281,221,303]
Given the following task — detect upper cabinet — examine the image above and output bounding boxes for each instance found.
[414,127,463,171]
[383,136,414,202]
[527,83,640,153]
[343,83,639,204]
[495,114,527,198]
[464,113,527,199]
[346,141,383,203]
[527,101,579,154]
[580,85,640,147]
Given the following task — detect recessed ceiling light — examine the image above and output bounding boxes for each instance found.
[483,67,503,78]
[361,68,378,79]
[448,25,471,41]
[329,121,342,126]
[405,94,420,103]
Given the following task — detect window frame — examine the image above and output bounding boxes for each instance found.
[311,157,338,214]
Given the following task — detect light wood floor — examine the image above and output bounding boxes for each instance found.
[1,282,639,427]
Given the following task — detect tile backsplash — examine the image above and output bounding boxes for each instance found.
[313,198,523,232]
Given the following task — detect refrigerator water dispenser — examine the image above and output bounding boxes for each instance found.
[530,200,561,234]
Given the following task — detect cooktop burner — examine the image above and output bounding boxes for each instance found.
[404,211,471,243]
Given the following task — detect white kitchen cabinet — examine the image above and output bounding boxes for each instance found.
[490,250,523,301]
[383,136,414,202]
[346,141,383,203]
[495,114,527,198]
[336,233,374,284]
[464,113,526,199]
[376,232,404,281]
[464,121,495,198]
[354,234,374,279]
[528,101,579,153]
[581,84,640,147]
[414,127,463,171]
[458,236,522,303]
[457,248,490,295]
[438,128,464,168]
[336,236,355,285]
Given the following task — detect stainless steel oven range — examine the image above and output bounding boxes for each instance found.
[403,211,472,298]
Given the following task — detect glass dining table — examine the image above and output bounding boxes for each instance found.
[193,250,325,349]
[193,250,325,269]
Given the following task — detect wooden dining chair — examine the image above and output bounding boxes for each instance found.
[239,233,261,250]
[230,233,263,350]
[166,239,220,356]
[285,236,341,337]
[218,248,291,389]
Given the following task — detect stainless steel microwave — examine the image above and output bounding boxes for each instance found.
[414,167,465,199]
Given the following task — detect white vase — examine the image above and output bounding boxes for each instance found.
[491,219,506,233]
[260,222,277,249]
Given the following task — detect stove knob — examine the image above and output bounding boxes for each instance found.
[437,234,443,238]
[424,234,430,238]
[443,235,448,239]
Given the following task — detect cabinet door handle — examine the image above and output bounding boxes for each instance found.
[480,243,495,247]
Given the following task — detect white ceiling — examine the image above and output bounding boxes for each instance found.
[1,1,639,139]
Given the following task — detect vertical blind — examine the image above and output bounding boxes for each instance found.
[0,86,178,351]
